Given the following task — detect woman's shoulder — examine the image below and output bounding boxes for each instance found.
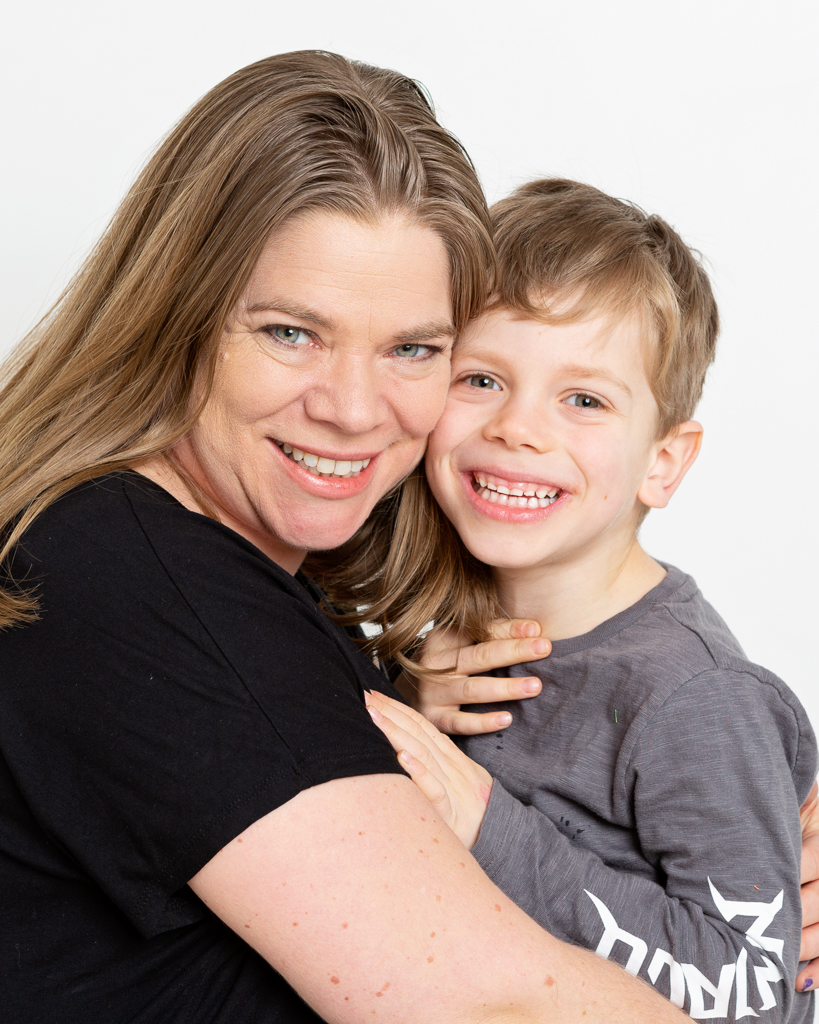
[20,470,303,598]
[15,470,371,677]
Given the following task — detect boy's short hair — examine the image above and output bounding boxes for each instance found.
[490,178,719,437]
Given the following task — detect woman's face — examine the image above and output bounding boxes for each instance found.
[176,210,455,572]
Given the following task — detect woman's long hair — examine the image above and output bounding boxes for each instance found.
[0,50,493,628]
[306,466,502,672]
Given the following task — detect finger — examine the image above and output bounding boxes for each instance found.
[396,749,452,819]
[369,691,457,754]
[460,673,542,705]
[367,703,449,781]
[417,672,541,713]
[486,618,543,641]
[425,707,514,736]
[367,692,453,755]
[454,636,550,678]
[801,878,819,928]
[803,846,819,886]
[795,953,819,992]
[368,690,435,733]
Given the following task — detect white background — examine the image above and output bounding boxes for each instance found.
[2,2,817,726]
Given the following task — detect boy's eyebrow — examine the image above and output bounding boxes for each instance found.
[559,363,633,398]
[246,299,455,341]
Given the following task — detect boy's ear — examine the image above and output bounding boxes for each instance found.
[638,421,703,510]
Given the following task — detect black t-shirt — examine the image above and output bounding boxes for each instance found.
[0,472,405,1022]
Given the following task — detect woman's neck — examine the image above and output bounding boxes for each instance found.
[494,540,666,642]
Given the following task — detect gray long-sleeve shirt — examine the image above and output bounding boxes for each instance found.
[463,566,817,1022]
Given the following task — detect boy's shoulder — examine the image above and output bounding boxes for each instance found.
[631,563,789,695]
[556,563,772,689]
[549,563,813,756]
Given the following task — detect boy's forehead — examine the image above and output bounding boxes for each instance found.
[459,304,650,357]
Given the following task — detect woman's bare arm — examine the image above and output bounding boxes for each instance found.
[191,773,688,1023]
[798,782,819,991]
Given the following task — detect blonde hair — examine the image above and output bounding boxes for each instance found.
[0,50,493,629]
[492,178,719,438]
[318,178,720,668]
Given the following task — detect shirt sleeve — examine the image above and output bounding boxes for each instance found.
[0,477,405,939]
[471,670,816,1023]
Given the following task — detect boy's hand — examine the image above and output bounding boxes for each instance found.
[798,781,819,992]
[394,619,549,735]
[366,690,493,849]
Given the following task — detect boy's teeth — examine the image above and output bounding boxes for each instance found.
[478,486,559,509]
[474,473,560,508]
[276,441,371,478]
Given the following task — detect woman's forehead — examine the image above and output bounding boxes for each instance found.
[238,212,455,340]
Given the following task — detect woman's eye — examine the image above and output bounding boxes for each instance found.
[270,325,310,345]
[392,343,431,358]
[565,393,603,409]
[466,374,501,391]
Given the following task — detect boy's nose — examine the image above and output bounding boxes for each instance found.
[485,405,556,453]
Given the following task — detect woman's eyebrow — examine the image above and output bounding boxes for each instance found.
[246,300,337,331]
[246,301,455,343]
[395,320,457,342]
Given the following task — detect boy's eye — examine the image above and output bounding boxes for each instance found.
[269,325,310,346]
[465,374,501,391]
[565,393,603,409]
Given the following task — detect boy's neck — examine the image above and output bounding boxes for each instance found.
[493,540,666,642]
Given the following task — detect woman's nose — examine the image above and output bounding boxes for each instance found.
[303,353,388,435]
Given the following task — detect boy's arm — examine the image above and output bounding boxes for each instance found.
[369,674,813,1023]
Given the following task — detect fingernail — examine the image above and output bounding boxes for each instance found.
[522,621,539,638]
[531,639,549,657]
[804,978,813,991]
[366,703,384,723]
[398,749,414,765]
[496,712,512,727]
[523,678,541,694]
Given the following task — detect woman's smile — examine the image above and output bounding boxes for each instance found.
[173,209,455,572]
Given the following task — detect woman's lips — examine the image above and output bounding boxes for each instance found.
[275,439,372,478]
[270,438,380,498]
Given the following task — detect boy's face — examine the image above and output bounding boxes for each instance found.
[426,306,664,576]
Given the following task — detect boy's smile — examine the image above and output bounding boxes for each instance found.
[426,306,672,598]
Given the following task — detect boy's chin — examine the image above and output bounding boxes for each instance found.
[460,535,551,573]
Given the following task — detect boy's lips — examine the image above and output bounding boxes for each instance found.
[461,469,569,519]
[474,471,561,506]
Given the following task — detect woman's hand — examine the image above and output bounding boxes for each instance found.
[366,690,493,849]
[394,619,550,735]
[797,781,819,992]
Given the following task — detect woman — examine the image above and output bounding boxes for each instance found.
[0,52,806,1023]
[0,50,690,1023]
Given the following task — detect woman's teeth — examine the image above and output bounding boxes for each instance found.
[277,441,371,478]
[474,474,560,509]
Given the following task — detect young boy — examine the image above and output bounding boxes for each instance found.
[366,179,817,1022]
